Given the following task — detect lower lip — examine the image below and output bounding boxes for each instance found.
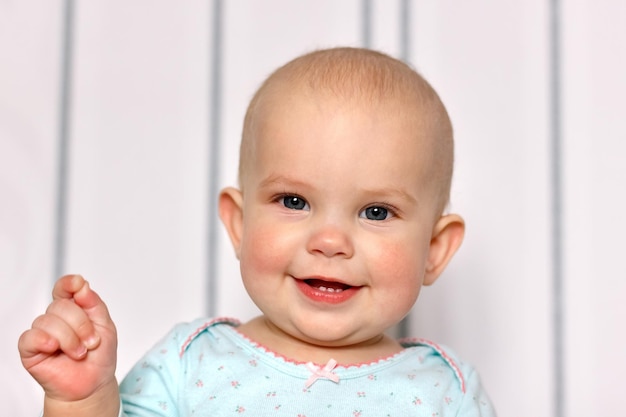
[294,279,360,304]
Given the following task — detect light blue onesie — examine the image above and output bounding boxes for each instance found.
[119,318,496,416]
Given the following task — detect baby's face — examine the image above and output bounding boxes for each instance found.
[237,89,443,348]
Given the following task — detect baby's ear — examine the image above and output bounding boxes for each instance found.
[423,214,465,286]
[218,187,244,259]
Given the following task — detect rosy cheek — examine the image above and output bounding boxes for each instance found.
[373,241,424,292]
[240,225,289,275]
[374,241,409,272]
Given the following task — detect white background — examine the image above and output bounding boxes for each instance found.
[2,1,625,416]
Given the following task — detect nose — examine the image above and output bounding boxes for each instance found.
[306,221,355,259]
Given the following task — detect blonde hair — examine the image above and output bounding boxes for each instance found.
[239,47,454,213]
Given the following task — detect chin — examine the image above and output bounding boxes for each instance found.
[289,322,378,347]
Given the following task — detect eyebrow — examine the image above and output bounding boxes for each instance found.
[258,174,311,190]
[357,187,418,206]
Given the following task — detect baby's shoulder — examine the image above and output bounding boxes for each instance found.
[167,317,241,358]
[399,337,473,394]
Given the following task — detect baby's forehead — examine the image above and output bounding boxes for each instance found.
[250,75,435,138]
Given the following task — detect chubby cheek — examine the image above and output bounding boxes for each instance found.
[368,238,426,311]
[238,220,295,285]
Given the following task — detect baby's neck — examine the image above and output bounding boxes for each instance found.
[236,316,404,366]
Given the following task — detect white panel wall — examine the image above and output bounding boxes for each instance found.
[3,1,626,416]
[562,2,626,415]
[1,2,63,415]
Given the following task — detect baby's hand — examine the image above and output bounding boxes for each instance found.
[18,275,118,403]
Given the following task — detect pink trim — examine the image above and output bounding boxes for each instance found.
[179,317,241,358]
[400,337,466,393]
[233,328,407,368]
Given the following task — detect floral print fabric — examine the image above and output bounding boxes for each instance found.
[119,318,496,416]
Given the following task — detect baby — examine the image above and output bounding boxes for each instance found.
[19,47,496,416]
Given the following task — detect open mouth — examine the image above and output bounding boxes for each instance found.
[304,279,352,293]
[296,278,359,304]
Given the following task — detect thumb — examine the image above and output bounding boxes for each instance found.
[75,280,114,326]
[53,274,115,331]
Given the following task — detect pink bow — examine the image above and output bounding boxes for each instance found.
[304,358,340,388]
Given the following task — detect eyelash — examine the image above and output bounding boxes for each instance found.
[273,193,309,210]
[273,193,399,220]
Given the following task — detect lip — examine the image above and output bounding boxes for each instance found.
[294,276,360,305]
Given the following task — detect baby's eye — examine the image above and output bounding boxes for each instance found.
[360,206,392,221]
[281,195,309,211]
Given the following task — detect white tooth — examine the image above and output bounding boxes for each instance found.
[315,285,344,293]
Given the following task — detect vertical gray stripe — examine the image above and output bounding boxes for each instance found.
[399,0,411,63]
[207,0,223,317]
[549,0,564,416]
[54,0,74,281]
[362,0,372,48]
[397,0,412,339]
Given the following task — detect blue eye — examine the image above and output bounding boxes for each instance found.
[282,195,308,210]
[361,206,391,221]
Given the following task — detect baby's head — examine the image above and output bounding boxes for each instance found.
[220,47,464,350]
[239,47,454,215]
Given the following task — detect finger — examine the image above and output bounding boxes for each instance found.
[30,313,88,360]
[18,328,58,373]
[46,298,100,350]
[52,274,87,301]
[18,327,60,360]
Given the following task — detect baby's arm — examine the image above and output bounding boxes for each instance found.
[18,275,120,417]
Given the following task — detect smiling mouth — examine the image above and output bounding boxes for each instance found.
[304,279,352,293]
[296,277,359,304]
